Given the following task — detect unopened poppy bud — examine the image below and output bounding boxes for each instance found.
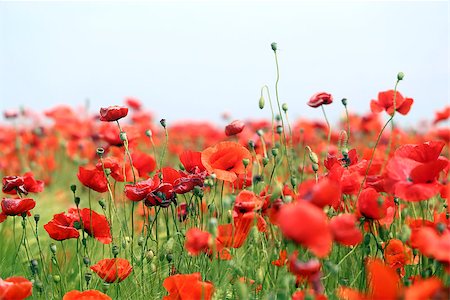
[166,253,173,263]
[276,125,283,134]
[84,272,92,283]
[312,163,319,172]
[74,196,80,206]
[70,184,77,193]
[160,119,167,128]
[242,158,250,168]
[119,132,127,141]
[256,129,264,137]
[138,236,145,247]
[253,175,263,184]
[50,243,57,254]
[53,275,61,283]
[262,157,270,166]
[145,129,152,137]
[271,42,278,51]
[436,222,446,234]
[309,152,319,164]
[112,245,119,257]
[34,214,40,223]
[272,148,279,157]
[341,148,349,159]
[290,176,297,188]
[259,96,265,109]
[248,140,255,150]
[96,147,105,157]
[341,98,348,106]
[101,282,110,293]
[146,250,154,262]
[397,72,405,81]
[282,103,288,112]
[31,259,38,268]
[83,256,90,266]
[98,199,106,209]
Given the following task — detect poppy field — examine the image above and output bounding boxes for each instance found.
[0,43,449,300]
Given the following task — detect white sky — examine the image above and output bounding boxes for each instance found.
[0,1,448,126]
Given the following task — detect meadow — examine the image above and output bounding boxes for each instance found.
[0,43,449,300]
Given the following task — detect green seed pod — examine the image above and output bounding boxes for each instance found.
[242,158,250,168]
[309,151,319,164]
[312,163,319,172]
[290,176,297,188]
[70,184,77,193]
[83,256,91,266]
[96,147,105,157]
[119,132,127,142]
[271,148,279,157]
[397,72,405,81]
[256,129,264,137]
[282,103,288,112]
[74,196,80,206]
[112,245,120,257]
[262,157,270,166]
[101,282,110,293]
[276,125,283,134]
[160,119,167,128]
[145,129,152,137]
[34,214,40,223]
[49,243,57,255]
[259,96,265,109]
[271,42,278,51]
[341,98,348,106]
[84,272,92,283]
[98,199,106,209]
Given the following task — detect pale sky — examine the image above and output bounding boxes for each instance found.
[0,1,448,126]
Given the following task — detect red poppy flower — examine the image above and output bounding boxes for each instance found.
[383,239,413,276]
[307,92,333,108]
[330,214,363,246]
[370,90,413,116]
[225,120,245,136]
[201,141,252,182]
[180,151,207,173]
[288,253,321,277]
[131,151,156,178]
[163,273,214,300]
[44,211,80,241]
[433,106,450,125]
[125,178,158,202]
[292,290,327,300]
[272,249,288,267]
[414,227,450,266]
[90,258,132,283]
[0,198,35,217]
[185,228,211,256]
[99,105,128,122]
[2,172,44,195]
[0,276,33,300]
[77,166,109,193]
[124,97,142,111]
[383,141,447,202]
[63,289,111,300]
[278,201,332,258]
[79,208,112,244]
[357,188,388,220]
[298,178,341,209]
[95,157,135,182]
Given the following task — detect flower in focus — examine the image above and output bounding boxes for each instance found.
[77,166,109,193]
[2,172,44,195]
[370,90,413,116]
[163,273,214,300]
[90,258,132,283]
[99,105,129,122]
[201,141,252,182]
[307,92,333,108]
[0,198,36,223]
[0,276,33,300]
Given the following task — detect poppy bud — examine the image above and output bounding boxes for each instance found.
[290,177,297,188]
[309,151,319,164]
[259,96,265,109]
[275,114,281,121]
[248,140,255,150]
[83,256,91,266]
[276,125,283,134]
[112,245,119,257]
[96,147,105,157]
[101,282,110,293]
[146,250,154,262]
[74,196,80,206]
[242,158,250,168]
[282,103,288,112]
[262,157,270,166]
[84,272,92,283]
[272,148,279,157]
[70,184,77,193]
[312,163,319,172]
[53,275,61,283]
[160,119,167,128]
[119,132,127,142]
[50,243,57,254]
[98,199,106,209]
[166,253,173,263]
[256,129,264,137]
[341,98,348,106]
[145,129,152,137]
[271,42,278,51]
[34,214,40,223]
[397,72,405,81]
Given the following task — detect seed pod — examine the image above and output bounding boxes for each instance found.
[259,96,265,109]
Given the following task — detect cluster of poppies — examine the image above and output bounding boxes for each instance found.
[0,88,449,300]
